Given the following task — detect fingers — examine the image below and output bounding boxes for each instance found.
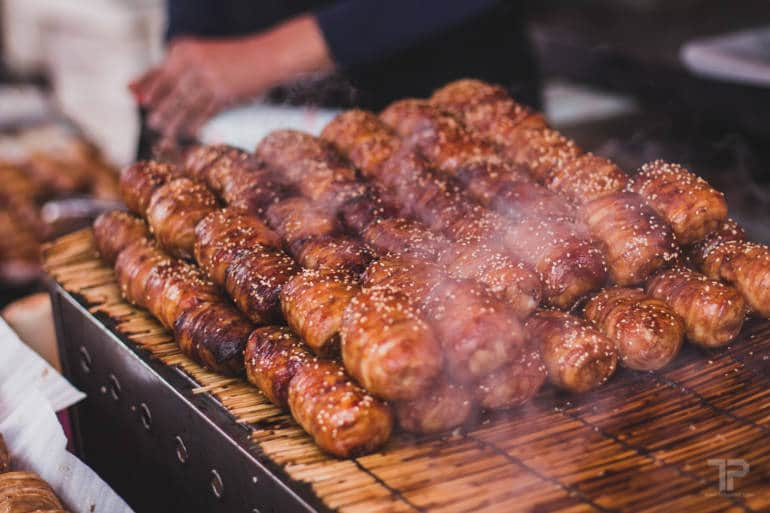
[163,83,220,139]
[147,71,198,133]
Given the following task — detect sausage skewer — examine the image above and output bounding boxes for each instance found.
[584,287,684,371]
[95,209,392,457]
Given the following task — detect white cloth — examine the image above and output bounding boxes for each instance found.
[0,317,134,513]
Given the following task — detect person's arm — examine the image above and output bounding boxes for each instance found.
[131,15,333,138]
[315,0,500,68]
[131,0,501,138]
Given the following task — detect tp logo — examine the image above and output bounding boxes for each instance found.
[708,459,749,493]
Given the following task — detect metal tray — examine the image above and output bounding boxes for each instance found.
[49,282,330,513]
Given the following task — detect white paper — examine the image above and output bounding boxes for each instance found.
[200,102,340,149]
[0,317,84,411]
[0,318,134,512]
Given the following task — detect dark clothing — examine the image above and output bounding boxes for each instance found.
[166,0,541,109]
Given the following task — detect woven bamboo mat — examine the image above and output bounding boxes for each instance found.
[42,229,770,513]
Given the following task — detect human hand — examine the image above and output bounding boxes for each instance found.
[130,15,334,139]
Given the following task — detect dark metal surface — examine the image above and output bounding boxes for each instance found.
[49,282,332,513]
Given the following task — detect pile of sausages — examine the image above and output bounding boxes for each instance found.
[91,78,770,458]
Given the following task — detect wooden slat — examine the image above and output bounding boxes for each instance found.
[42,229,770,513]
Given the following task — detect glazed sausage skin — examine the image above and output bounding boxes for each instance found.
[437,240,541,318]
[629,160,727,244]
[119,160,180,215]
[174,301,251,376]
[142,258,219,330]
[292,235,372,275]
[255,129,365,209]
[341,287,442,400]
[114,239,171,309]
[501,216,607,309]
[362,216,450,261]
[266,197,339,246]
[584,287,684,371]
[646,267,746,347]
[380,99,574,220]
[224,245,299,325]
[194,208,282,286]
[430,79,547,146]
[543,153,628,205]
[582,191,679,286]
[280,268,358,356]
[244,326,312,409]
[93,210,149,264]
[525,310,618,393]
[323,111,606,308]
[394,376,475,434]
[146,177,218,259]
[474,336,546,410]
[320,109,400,175]
[288,360,393,458]
[363,256,524,382]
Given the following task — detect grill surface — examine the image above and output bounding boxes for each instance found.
[44,229,770,513]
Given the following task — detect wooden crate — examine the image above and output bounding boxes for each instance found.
[43,229,770,512]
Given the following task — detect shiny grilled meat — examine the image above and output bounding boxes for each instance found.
[584,287,684,371]
[629,160,728,244]
[341,287,442,400]
[525,310,618,393]
[646,267,746,347]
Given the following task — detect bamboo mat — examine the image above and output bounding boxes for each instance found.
[43,229,770,513]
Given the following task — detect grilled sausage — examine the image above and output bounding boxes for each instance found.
[363,256,524,382]
[321,109,400,175]
[646,267,746,347]
[340,287,442,400]
[244,326,313,408]
[500,216,607,309]
[255,130,365,209]
[292,235,372,275]
[280,269,358,356]
[362,217,450,260]
[114,239,171,309]
[224,245,299,324]
[437,240,541,318]
[430,80,626,201]
[142,258,219,329]
[525,310,618,393]
[582,191,679,286]
[119,160,180,215]
[105,229,248,374]
[693,238,770,318]
[288,360,393,458]
[629,160,728,244]
[323,112,606,308]
[380,99,574,220]
[430,79,547,143]
[544,153,628,204]
[92,210,149,264]
[266,197,339,246]
[174,301,251,375]
[394,376,475,434]
[145,177,218,259]
[0,472,64,512]
[474,336,546,410]
[194,208,282,286]
[584,287,684,370]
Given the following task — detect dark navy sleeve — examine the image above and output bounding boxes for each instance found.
[315,0,501,67]
[166,0,220,40]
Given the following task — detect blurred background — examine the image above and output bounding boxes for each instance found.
[1,0,770,310]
